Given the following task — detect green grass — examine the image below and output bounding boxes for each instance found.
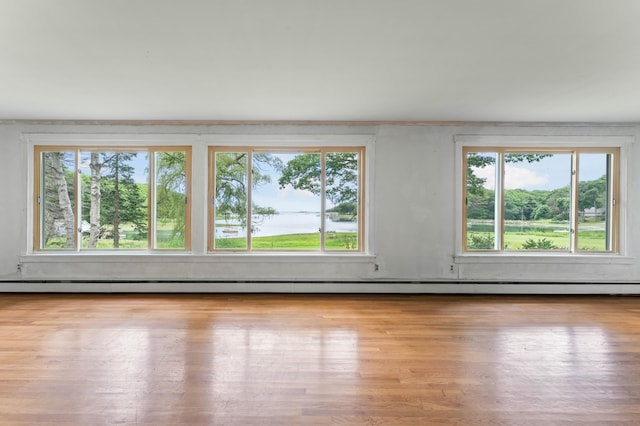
[468,230,607,251]
[468,219,609,251]
[215,232,358,250]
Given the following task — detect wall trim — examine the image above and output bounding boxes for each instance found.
[3,119,640,127]
[0,281,638,294]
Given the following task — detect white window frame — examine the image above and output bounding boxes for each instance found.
[454,135,630,258]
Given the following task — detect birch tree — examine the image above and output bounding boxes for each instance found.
[45,152,75,248]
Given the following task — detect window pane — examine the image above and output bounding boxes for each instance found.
[79,151,149,249]
[42,151,76,249]
[325,152,359,251]
[503,153,571,251]
[577,153,610,251]
[252,152,321,250]
[214,152,248,249]
[155,152,187,249]
[466,152,497,250]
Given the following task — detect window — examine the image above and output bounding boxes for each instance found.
[462,146,620,253]
[34,146,191,251]
[209,147,364,252]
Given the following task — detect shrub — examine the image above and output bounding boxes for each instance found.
[522,238,558,250]
[467,233,494,249]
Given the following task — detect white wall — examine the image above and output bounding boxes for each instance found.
[1,121,638,292]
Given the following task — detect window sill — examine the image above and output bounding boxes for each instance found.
[21,253,376,264]
[454,253,634,265]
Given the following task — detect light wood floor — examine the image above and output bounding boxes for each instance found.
[1,294,639,425]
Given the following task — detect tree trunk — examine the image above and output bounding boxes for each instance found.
[49,153,75,248]
[88,153,102,248]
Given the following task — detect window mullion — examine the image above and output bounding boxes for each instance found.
[75,148,81,252]
[495,152,504,251]
[149,151,156,250]
[570,152,579,253]
[320,151,327,251]
[37,150,44,251]
[247,150,253,251]
[606,153,613,251]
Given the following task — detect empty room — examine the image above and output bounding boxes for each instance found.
[1,1,639,424]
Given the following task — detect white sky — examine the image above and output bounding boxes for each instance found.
[472,154,608,191]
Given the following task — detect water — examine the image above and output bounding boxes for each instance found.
[216,212,357,238]
[468,223,570,233]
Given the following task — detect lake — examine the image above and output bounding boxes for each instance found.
[215,212,357,238]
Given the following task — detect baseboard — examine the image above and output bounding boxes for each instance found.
[0,281,639,294]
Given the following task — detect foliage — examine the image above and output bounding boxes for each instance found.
[42,152,76,248]
[327,201,358,223]
[328,201,357,215]
[466,154,495,196]
[578,175,607,212]
[467,174,606,223]
[278,152,359,206]
[466,153,552,195]
[81,153,148,248]
[532,204,551,220]
[156,152,187,245]
[521,238,558,250]
[214,152,282,229]
[467,233,495,250]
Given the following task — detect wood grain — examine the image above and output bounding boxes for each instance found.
[0,294,639,425]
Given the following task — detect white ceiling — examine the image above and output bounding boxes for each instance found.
[2,0,640,122]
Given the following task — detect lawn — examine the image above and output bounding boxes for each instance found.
[468,220,608,251]
[215,232,358,250]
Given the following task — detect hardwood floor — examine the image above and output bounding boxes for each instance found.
[0,294,639,425]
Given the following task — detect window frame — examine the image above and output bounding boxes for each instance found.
[33,145,192,252]
[456,135,629,256]
[208,146,366,253]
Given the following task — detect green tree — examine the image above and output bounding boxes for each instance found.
[533,204,551,220]
[466,153,553,195]
[101,153,147,247]
[156,152,187,243]
[88,152,102,248]
[278,152,359,205]
[327,201,357,215]
[466,189,495,220]
[504,189,538,221]
[578,175,606,215]
[466,154,495,196]
[42,152,76,248]
[214,152,281,229]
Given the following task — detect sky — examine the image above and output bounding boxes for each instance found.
[76,151,324,212]
[252,153,325,212]
[472,153,608,191]
[78,151,150,184]
[78,151,607,204]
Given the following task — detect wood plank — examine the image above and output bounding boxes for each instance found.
[0,294,639,424]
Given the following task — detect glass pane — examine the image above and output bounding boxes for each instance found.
[79,151,149,249]
[465,152,497,250]
[577,153,610,251]
[251,152,321,250]
[41,151,76,249]
[325,152,359,251]
[503,153,571,251]
[214,152,248,249]
[155,152,187,249]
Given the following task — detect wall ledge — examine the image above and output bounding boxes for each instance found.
[20,253,377,264]
[454,254,635,265]
[0,281,639,294]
